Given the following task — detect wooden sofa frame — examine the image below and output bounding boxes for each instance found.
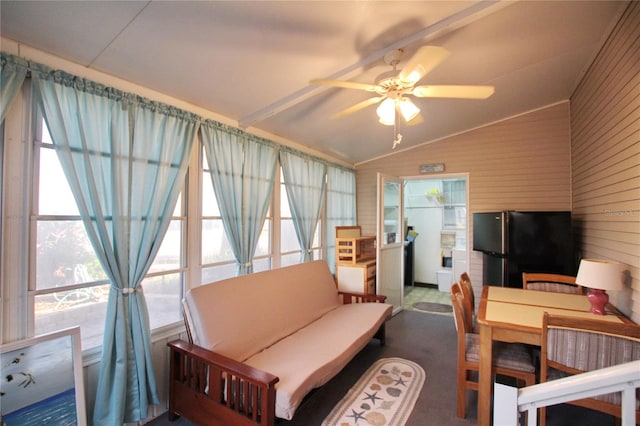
[167,291,387,426]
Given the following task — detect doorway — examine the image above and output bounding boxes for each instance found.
[403,176,468,303]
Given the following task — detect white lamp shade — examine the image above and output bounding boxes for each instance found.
[397,98,420,122]
[376,98,396,125]
[576,259,624,291]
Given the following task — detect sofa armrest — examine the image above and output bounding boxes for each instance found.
[338,290,387,304]
[168,339,279,426]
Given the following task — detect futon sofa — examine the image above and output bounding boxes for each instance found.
[167,260,392,426]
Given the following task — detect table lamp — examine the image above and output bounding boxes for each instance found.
[575,259,624,315]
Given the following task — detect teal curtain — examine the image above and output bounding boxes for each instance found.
[280,149,327,263]
[0,52,28,122]
[201,121,277,275]
[31,66,199,424]
[325,166,357,273]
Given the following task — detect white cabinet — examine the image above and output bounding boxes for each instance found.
[336,260,376,294]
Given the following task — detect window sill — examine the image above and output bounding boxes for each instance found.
[81,321,187,367]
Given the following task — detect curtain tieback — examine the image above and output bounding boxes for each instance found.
[243,262,252,267]
[112,286,139,294]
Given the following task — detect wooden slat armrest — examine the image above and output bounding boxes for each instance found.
[168,339,279,385]
[167,339,279,426]
[338,290,387,304]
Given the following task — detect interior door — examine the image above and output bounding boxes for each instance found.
[376,173,404,314]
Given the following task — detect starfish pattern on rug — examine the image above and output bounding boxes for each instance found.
[363,391,382,404]
[321,358,425,426]
[394,376,408,386]
[347,408,365,422]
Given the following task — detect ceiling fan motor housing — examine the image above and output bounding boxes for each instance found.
[377,49,415,94]
[383,49,404,66]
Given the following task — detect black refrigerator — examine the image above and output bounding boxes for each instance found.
[472,211,576,287]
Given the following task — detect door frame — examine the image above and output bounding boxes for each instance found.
[376,173,405,314]
[383,172,470,309]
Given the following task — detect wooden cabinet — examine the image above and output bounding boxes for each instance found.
[335,226,376,294]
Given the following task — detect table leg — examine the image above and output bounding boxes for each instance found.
[478,322,493,426]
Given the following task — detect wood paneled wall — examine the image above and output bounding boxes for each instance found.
[355,102,572,292]
[570,1,639,322]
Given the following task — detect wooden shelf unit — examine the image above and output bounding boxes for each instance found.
[336,235,376,264]
[335,226,377,295]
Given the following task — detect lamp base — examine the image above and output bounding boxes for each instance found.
[587,288,609,315]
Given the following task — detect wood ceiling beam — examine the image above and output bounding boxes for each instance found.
[238,0,512,129]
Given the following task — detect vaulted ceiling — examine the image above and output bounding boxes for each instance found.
[0,1,627,164]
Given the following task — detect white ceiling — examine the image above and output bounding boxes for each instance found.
[0,1,627,165]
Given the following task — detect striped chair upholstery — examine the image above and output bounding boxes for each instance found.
[522,272,582,294]
[540,313,640,426]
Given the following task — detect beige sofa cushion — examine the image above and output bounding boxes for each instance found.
[183,260,341,361]
[244,302,393,420]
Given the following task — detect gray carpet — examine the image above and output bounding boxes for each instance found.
[148,310,615,425]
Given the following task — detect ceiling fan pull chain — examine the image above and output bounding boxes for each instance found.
[393,110,402,149]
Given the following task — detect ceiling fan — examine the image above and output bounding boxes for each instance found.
[310,46,495,132]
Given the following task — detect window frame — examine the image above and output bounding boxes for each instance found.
[27,96,189,352]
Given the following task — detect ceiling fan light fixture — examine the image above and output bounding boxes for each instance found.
[376,98,396,125]
[312,45,492,136]
[397,98,420,122]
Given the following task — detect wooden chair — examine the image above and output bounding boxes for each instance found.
[522,272,582,294]
[450,285,536,419]
[539,313,640,426]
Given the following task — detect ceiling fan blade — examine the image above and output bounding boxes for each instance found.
[310,78,380,92]
[412,85,495,99]
[398,46,450,84]
[332,96,385,118]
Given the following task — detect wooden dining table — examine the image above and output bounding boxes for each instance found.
[476,285,629,426]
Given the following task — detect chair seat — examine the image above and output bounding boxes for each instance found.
[466,333,535,373]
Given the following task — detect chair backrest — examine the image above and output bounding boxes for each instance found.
[450,283,471,335]
[542,313,640,408]
[459,272,475,316]
[522,272,582,294]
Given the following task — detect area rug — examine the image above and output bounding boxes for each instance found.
[322,357,425,426]
[411,302,453,313]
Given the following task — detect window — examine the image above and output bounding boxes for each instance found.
[279,169,321,267]
[325,166,356,273]
[200,147,272,282]
[2,82,353,354]
[33,118,109,349]
[142,195,185,332]
[32,113,185,349]
[442,179,467,230]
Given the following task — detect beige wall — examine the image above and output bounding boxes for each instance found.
[356,102,572,294]
[570,1,639,322]
[356,2,639,322]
